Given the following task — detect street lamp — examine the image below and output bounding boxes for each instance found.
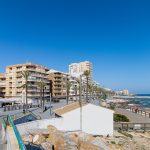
[79,74,83,131]
[74,85,77,101]
[42,86,46,111]
[49,80,52,116]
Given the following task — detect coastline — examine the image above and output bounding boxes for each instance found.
[113,95,150,99]
[111,95,150,108]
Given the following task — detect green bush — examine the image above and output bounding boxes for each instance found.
[111,141,116,144]
[114,114,129,122]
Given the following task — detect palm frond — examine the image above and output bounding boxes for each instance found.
[21,71,31,80]
[20,84,26,89]
[83,70,90,76]
[36,81,46,89]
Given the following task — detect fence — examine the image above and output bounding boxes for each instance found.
[114,122,150,132]
[130,107,150,118]
[2,115,26,150]
[3,104,40,112]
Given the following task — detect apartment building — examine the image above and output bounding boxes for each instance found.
[0,73,6,98]
[69,61,92,81]
[0,61,94,100]
[5,63,50,99]
[48,69,67,97]
[69,75,78,96]
[48,69,79,98]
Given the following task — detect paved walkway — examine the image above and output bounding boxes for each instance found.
[0,119,7,150]
[115,108,150,123]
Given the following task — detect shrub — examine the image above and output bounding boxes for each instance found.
[111,141,116,144]
[114,114,129,122]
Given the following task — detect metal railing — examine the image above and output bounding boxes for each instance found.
[114,122,150,132]
[2,114,26,150]
[2,117,7,130]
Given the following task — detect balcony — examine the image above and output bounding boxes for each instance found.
[0,81,6,86]
[54,80,61,83]
[26,68,48,74]
[16,74,22,78]
[54,88,62,91]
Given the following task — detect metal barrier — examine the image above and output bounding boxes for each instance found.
[114,122,150,132]
[2,114,26,150]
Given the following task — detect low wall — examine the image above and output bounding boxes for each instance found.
[16,118,74,135]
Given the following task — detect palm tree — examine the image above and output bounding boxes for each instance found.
[88,84,93,100]
[66,79,71,104]
[98,87,108,106]
[83,70,90,102]
[37,80,46,109]
[73,84,78,101]
[76,75,83,131]
[76,78,82,100]
[93,85,99,99]
[21,71,31,112]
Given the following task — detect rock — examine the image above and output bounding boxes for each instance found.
[91,137,109,150]
[77,132,95,142]
[54,137,65,150]
[47,125,57,134]
[68,133,79,144]
[118,138,126,145]
[46,131,65,150]
[22,134,33,143]
[33,134,46,145]
[79,141,101,150]
[47,131,63,143]
[41,142,52,150]
[61,145,78,150]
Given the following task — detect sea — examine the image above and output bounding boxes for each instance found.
[120,94,150,108]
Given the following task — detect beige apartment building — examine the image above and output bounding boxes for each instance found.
[0,73,6,98]
[5,63,50,99]
[69,61,92,81]
[48,69,79,98]
[48,70,67,97]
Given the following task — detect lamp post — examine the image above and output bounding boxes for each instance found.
[49,80,52,116]
[75,85,77,101]
[79,74,82,131]
[42,86,46,111]
[50,93,52,116]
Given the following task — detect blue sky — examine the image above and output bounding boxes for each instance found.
[0,0,150,93]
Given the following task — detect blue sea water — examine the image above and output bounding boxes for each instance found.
[123,94,150,108]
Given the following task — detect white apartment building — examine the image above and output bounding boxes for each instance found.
[115,89,129,96]
[69,61,92,81]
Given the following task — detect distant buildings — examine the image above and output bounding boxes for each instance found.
[122,89,129,96]
[69,61,92,81]
[115,89,129,96]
